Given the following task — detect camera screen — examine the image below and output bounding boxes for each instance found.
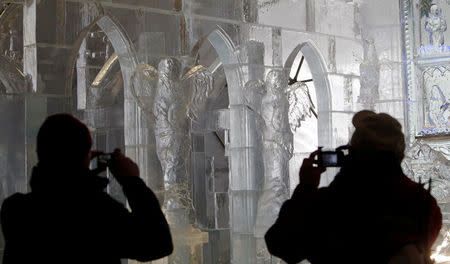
[96,153,113,170]
[321,153,338,167]
[98,154,112,164]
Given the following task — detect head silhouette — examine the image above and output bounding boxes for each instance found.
[37,114,92,168]
[350,110,405,163]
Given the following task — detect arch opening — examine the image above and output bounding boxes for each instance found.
[66,14,140,202]
[183,28,237,264]
[285,41,333,189]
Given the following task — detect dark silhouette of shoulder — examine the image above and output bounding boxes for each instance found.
[1,170,172,264]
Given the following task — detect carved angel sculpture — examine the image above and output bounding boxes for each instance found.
[425,3,447,48]
[255,70,317,239]
[133,58,214,216]
[255,70,293,238]
[146,57,214,264]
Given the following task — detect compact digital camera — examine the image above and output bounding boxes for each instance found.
[96,153,113,170]
[317,148,345,167]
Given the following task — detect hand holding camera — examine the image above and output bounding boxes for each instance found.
[299,146,349,188]
[316,146,347,168]
[299,150,326,188]
[91,149,140,180]
[108,149,140,180]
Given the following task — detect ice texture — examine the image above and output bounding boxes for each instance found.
[287,81,315,133]
[358,37,379,110]
[254,70,292,264]
[402,141,450,203]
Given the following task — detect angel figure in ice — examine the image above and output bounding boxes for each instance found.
[425,2,447,48]
[152,58,214,220]
[427,85,450,128]
[255,69,316,239]
[153,58,189,215]
[150,58,213,262]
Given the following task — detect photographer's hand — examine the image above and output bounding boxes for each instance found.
[299,150,326,189]
[108,149,140,182]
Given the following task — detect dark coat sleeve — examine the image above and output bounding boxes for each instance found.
[105,177,173,262]
[265,184,322,264]
[1,194,26,264]
[425,191,442,251]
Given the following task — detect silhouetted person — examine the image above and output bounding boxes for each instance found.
[0,114,173,263]
[265,111,442,263]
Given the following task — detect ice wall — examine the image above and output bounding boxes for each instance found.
[0,0,409,263]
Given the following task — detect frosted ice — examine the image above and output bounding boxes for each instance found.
[0,0,441,263]
[402,141,450,203]
[255,69,292,246]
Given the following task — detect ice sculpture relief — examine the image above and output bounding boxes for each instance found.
[402,140,450,203]
[420,66,450,135]
[402,141,450,259]
[358,37,380,109]
[428,85,450,128]
[426,3,447,48]
[421,1,450,54]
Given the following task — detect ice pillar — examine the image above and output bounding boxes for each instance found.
[228,41,266,264]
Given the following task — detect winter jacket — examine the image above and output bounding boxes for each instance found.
[0,165,173,264]
[265,153,442,264]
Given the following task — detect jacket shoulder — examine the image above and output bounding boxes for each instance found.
[1,193,34,217]
[2,193,30,210]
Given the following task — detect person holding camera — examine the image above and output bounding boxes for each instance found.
[0,114,173,263]
[265,110,442,263]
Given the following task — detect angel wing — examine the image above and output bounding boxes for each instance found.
[130,63,158,121]
[182,65,213,120]
[286,82,317,132]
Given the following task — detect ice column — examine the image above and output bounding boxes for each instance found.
[228,41,266,264]
[22,0,54,183]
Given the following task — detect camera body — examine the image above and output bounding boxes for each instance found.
[317,148,345,167]
[97,153,113,170]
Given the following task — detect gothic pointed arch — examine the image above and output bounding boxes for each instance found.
[285,41,332,147]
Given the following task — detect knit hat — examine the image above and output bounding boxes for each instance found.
[37,114,92,166]
[350,110,405,161]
